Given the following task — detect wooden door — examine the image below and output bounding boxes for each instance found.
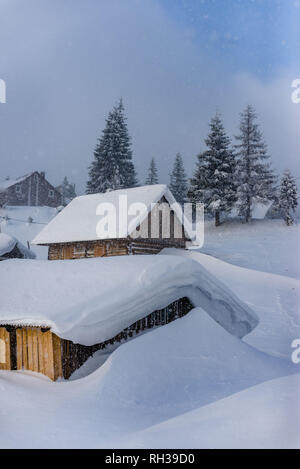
[62,245,73,260]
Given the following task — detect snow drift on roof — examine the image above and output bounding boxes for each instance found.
[32,185,194,244]
[0,232,36,258]
[0,233,17,256]
[0,255,258,344]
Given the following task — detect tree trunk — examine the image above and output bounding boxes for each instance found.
[245,196,251,223]
[215,211,220,227]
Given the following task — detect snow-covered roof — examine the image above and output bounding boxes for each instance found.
[0,255,258,344]
[0,233,17,256]
[32,185,194,244]
[0,232,36,259]
[0,173,34,192]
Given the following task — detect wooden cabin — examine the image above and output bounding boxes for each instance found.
[0,233,36,261]
[0,297,193,380]
[0,171,62,208]
[32,185,193,260]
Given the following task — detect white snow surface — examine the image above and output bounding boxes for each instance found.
[116,372,300,449]
[0,255,258,344]
[0,216,299,448]
[32,184,194,244]
[162,249,300,360]
[0,233,16,256]
[201,218,300,278]
[0,310,297,449]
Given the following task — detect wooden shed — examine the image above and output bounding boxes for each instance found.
[0,297,193,381]
[32,185,193,260]
[0,233,36,261]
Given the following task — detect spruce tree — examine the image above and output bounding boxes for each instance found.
[86,99,137,194]
[278,170,298,225]
[145,158,159,185]
[235,105,276,222]
[58,176,76,205]
[169,153,188,205]
[189,113,236,226]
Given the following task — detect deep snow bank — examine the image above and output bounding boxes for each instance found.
[0,309,295,449]
[115,372,300,449]
[162,248,300,360]
[0,255,258,344]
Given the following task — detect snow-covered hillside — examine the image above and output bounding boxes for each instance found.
[163,248,300,360]
[116,373,300,449]
[201,218,300,279]
[0,206,57,259]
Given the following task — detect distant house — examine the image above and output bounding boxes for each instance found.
[32,185,194,260]
[0,233,36,260]
[0,172,62,208]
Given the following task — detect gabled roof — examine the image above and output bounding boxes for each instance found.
[0,173,35,192]
[32,185,194,245]
[0,233,36,259]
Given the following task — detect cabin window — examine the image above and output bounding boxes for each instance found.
[48,189,54,198]
[0,339,5,364]
[15,185,22,194]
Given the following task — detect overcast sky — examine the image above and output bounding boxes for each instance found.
[0,0,299,193]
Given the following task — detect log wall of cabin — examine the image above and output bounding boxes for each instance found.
[48,237,185,260]
[0,326,63,381]
[0,297,194,381]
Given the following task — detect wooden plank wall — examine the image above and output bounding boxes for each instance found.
[48,237,185,260]
[48,240,129,261]
[61,296,194,379]
[16,328,63,381]
[0,327,11,370]
[0,298,194,381]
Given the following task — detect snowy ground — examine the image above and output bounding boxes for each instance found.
[163,248,300,360]
[0,212,299,448]
[0,311,298,449]
[201,218,300,279]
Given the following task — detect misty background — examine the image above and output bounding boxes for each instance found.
[0,0,299,193]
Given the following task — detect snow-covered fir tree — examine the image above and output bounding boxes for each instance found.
[235,105,276,222]
[86,99,137,194]
[145,157,159,185]
[169,153,188,205]
[189,113,236,226]
[57,176,76,205]
[278,170,298,225]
